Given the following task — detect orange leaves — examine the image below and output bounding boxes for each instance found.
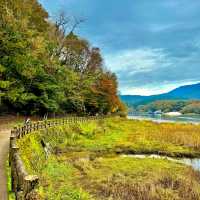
[91,72,125,113]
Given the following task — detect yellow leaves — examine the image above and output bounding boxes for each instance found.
[21,67,37,79]
[31,35,46,57]
[111,107,117,113]
[19,18,29,31]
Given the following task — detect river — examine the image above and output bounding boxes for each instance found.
[127,113,200,171]
[122,154,200,171]
[128,113,200,124]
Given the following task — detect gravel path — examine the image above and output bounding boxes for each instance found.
[0,129,10,200]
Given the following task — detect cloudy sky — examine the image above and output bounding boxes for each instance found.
[39,0,200,95]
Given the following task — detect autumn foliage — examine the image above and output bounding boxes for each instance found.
[0,0,126,116]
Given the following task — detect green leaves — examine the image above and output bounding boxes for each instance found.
[0,81,10,89]
[0,0,125,115]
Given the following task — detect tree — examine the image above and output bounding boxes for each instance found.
[0,0,125,116]
[50,11,85,59]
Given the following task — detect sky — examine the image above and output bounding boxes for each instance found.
[39,0,200,95]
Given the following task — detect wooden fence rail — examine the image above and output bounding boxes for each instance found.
[9,116,102,200]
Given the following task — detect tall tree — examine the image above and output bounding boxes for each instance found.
[0,0,126,116]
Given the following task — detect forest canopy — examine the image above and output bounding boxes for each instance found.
[0,0,125,115]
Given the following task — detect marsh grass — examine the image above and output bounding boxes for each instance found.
[17,117,200,199]
[39,117,200,157]
[17,130,93,200]
[75,157,200,200]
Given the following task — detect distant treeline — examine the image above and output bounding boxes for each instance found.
[130,100,200,114]
[0,0,125,115]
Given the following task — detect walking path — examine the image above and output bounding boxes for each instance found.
[0,128,10,200]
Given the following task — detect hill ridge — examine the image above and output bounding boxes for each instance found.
[121,82,200,105]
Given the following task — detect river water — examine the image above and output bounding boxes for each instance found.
[122,154,200,171]
[128,113,200,124]
[127,113,200,171]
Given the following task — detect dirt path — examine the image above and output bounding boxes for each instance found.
[0,128,10,200]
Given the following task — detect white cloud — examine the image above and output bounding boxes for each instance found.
[122,80,200,96]
[149,23,177,33]
[104,47,200,95]
[105,48,171,75]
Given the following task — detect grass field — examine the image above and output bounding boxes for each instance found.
[17,117,200,200]
[35,117,200,157]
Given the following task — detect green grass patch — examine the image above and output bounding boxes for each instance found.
[35,117,200,157]
[17,117,200,199]
[6,160,15,200]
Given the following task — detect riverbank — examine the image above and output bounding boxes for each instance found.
[52,117,200,158]
[16,117,200,199]
[128,113,200,124]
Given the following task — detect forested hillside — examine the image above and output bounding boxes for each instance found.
[0,0,125,115]
[135,100,200,114]
[121,83,200,107]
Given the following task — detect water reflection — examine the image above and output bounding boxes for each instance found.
[122,154,200,171]
[181,158,200,171]
[128,113,200,124]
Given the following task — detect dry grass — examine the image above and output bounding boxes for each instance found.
[44,117,200,157]
[70,156,200,200]
[17,117,200,200]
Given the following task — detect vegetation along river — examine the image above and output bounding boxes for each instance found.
[122,154,200,171]
[128,113,200,124]
[127,114,200,171]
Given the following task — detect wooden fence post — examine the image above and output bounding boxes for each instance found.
[9,133,16,166]
[11,146,19,193]
[23,175,39,196]
[34,123,36,131]
[36,122,39,130]
[15,154,28,191]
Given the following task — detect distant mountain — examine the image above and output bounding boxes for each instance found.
[121,83,200,106]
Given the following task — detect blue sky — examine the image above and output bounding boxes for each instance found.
[39,0,200,95]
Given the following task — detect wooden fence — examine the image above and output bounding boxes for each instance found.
[9,116,101,200]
